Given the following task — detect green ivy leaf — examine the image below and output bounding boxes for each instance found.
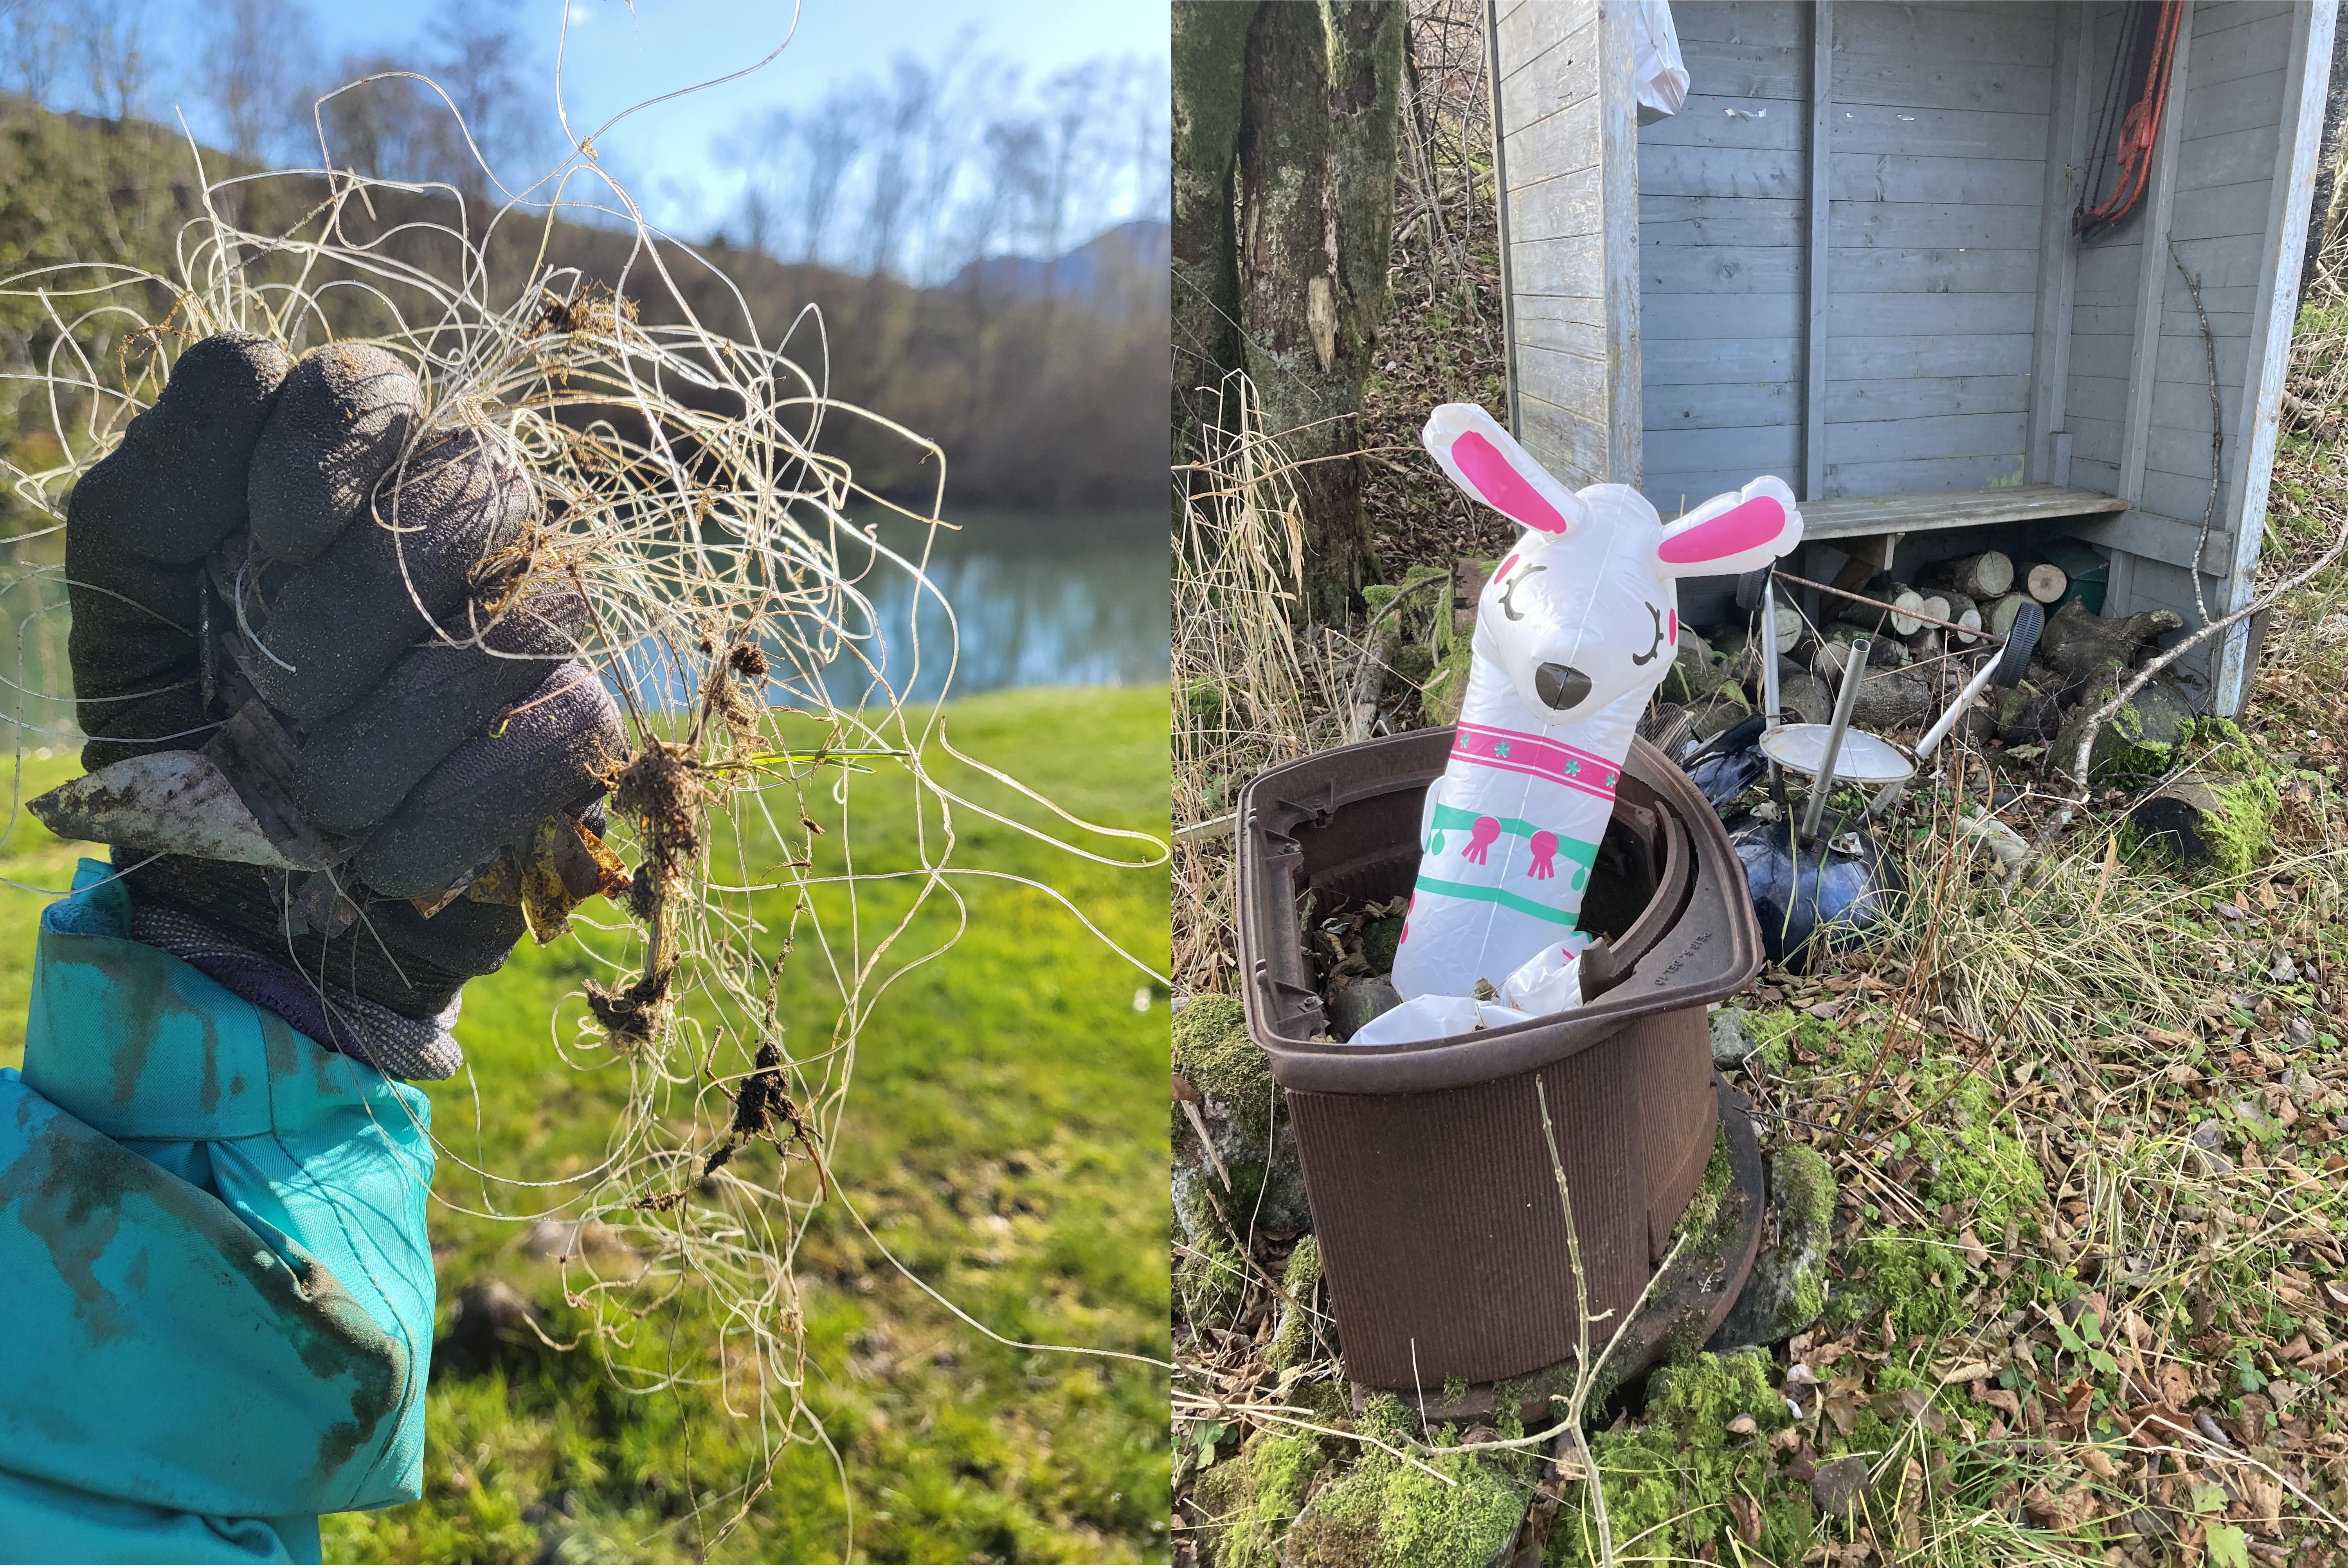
[2206,1523,2250,1568]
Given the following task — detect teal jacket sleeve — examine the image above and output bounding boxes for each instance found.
[0,860,437,1564]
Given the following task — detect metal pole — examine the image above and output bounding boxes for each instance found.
[1801,636,1869,843]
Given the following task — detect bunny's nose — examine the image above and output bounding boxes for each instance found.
[1535,662,1592,710]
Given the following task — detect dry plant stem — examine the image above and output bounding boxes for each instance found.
[1536,1078,1614,1568]
[2053,477,2348,827]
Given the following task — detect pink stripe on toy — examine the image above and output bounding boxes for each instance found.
[1658,495,1785,565]
[1451,722,1620,802]
[1453,432,1571,534]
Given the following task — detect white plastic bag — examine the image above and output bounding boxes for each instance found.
[1346,994,1536,1048]
[1631,0,1689,125]
[1390,404,1802,1002]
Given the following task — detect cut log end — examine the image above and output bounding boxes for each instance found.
[2026,563,2068,604]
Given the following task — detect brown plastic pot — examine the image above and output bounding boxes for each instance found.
[1236,730,1766,1391]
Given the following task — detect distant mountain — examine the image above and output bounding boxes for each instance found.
[951,220,1170,312]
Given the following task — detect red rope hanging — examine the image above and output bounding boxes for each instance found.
[2074,0,2184,241]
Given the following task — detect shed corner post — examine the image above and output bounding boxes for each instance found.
[1803,0,1832,505]
[2214,0,2340,718]
[1597,0,1644,490]
[1487,0,1522,442]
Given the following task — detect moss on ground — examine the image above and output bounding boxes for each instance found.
[1549,1350,1806,1567]
[1673,1124,1738,1254]
[1193,1429,1328,1568]
[1289,1394,1534,1568]
[1776,1144,1834,1330]
[1267,1237,1324,1370]
[1174,993,1282,1148]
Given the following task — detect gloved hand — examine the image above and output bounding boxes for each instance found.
[53,331,628,1072]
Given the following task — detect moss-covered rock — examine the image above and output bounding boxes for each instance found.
[1550,1350,1806,1567]
[1173,994,1313,1242]
[1289,1395,1534,1568]
[1711,1142,1836,1349]
[1193,1428,1328,1568]
[2051,676,2195,780]
[1268,1236,1326,1370]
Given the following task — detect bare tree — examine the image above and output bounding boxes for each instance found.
[792,92,864,264]
[0,0,66,104]
[425,0,546,199]
[202,0,320,165]
[80,0,151,122]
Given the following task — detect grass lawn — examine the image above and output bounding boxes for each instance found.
[0,683,1172,1565]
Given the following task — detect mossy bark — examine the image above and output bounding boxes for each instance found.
[1172,2,1254,480]
[1236,1,1406,626]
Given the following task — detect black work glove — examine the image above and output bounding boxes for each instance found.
[59,332,627,1021]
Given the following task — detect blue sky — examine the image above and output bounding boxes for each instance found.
[163,0,1170,255]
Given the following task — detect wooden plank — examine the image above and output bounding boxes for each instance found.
[1826,245,2040,293]
[1643,336,1801,384]
[2118,7,2193,508]
[1829,103,2065,162]
[1818,291,2040,336]
[1804,0,1831,501]
[1489,0,1521,442]
[1639,92,1808,151]
[1599,0,1643,486]
[1508,165,1604,245]
[1642,291,1802,339]
[1829,1,2060,68]
[2031,7,2090,483]
[1516,340,1609,411]
[1827,374,2033,423]
[1647,380,1800,433]
[2075,506,2233,575]
[2215,0,2332,714]
[1667,2,1810,48]
[1798,484,2128,540]
[1640,245,1802,294]
[1496,0,1596,85]
[1498,12,1600,133]
[2178,66,2289,138]
[1830,155,2050,209]
[2175,124,2297,194]
[2165,179,2281,242]
[1829,201,2045,249]
[1509,230,1604,293]
[1644,421,1802,475]
[1825,333,2039,379]
[2065,409,2127,463]
[1645,469,1804,511]
[1824,454,2036,496]
[1637,195,1804,247]
[1501,93,1604,190]
[1517,394,1611,489]
[1821,411,2031,465]
[1637,143,1805,199]
[2181,7,2299,89]
[1832,57,2054,117]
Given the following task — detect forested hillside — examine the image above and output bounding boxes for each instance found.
[0,97,1166,516]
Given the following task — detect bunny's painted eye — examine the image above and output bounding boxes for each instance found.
[1629,603,1667,666]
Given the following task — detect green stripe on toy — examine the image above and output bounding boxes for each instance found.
[1410,873,1581,926]
[1424,802,1600,890]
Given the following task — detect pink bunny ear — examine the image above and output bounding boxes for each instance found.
[1654,476,1803,577]
[1421,403,1586,534]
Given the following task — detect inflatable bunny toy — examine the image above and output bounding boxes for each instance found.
[1389,404,1803,1004]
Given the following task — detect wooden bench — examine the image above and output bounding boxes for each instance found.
[1796,484,2128,572]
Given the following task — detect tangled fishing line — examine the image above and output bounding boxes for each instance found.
[0,64,1167,1548]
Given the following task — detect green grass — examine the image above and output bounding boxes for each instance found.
[0,685,1172,1564]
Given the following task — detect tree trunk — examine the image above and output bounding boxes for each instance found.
[1237,0,1405,626]
[1171,2,1254,475]
[2038,600,2184,682]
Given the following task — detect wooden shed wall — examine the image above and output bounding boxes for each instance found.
[1492,0,1643,489]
